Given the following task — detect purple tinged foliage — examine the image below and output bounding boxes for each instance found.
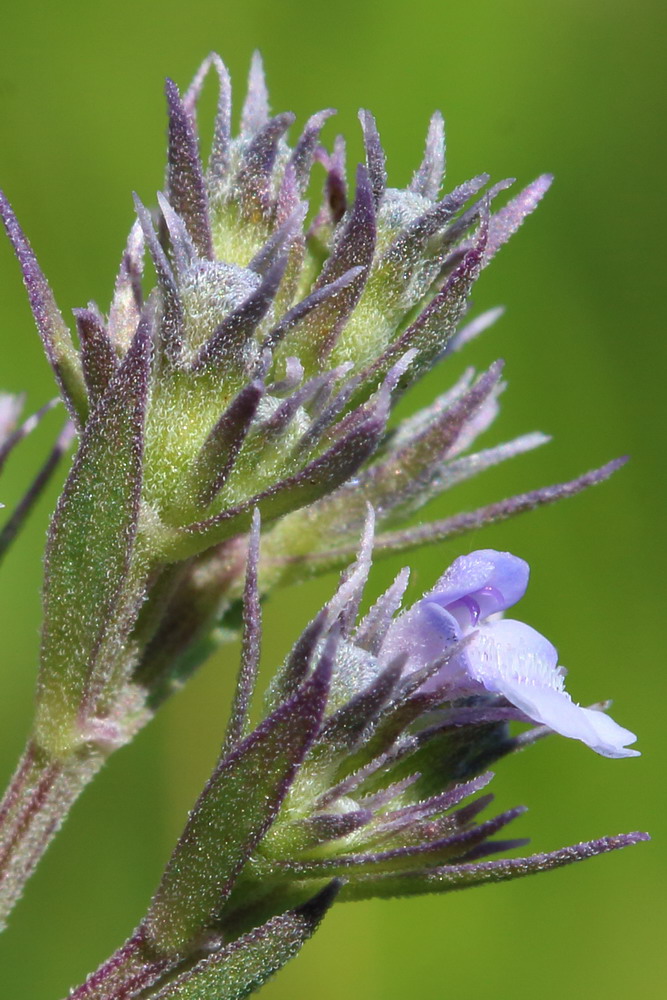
[37,309,152,749]
[108,220,144,352]
[241,51,270,138]
[197,381,265,505]
[165,78,214,260]
[484,174,553,263]
[0,53,646,977]
[144,628,333,954]
[74,307,118,407]
[148,882,342,1000]
[410,111,445,201]
[223,509,262,751]
[0,192,86,425]
[134,528,643,957]
[290,110,336,194]
[359,109,387,208]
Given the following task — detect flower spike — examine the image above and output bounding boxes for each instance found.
[0,55,644,962]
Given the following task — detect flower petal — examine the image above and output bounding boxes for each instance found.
[466,620,639,758]
[427,550,529,622]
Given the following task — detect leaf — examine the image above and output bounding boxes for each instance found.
[74,307,118,407]
[280,165,376,368]
[0,420,76,567]
[222,509,262,751]
[483,174,553,264]
[182,53,232,184]
[35,313,152,754]
[409,111,445,201]
[0,190,87,425]
[143,652,332,954]
[339,833,650,902]
[359,109,386,208]
[235,113,296,217]
[240,51,270,138]
[150,882,341,999]
[167,393,387,561]
[165,78,213,259]
[108,219,144,352]
[195,381,264,506]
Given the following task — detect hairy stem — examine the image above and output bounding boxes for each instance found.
[0,739,105,928]
[64,928,174,1000]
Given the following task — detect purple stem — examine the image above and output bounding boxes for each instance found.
[65,929,172,1000]
[0,421,76,564]
[0,740,105,930]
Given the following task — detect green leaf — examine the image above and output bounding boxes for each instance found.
[143,655,331,955]
[150,883,340,1000]
[35,316,151,755]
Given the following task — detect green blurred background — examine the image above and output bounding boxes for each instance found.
[0,0,664,996]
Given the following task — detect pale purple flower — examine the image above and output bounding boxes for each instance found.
[381,549,639,758]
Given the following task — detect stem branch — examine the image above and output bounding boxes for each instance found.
[0,739,104,928]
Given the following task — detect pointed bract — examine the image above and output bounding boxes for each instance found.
[144,647,331,954]
[165,78,214,259]
[0,191,86,425]
[410,111,445,201]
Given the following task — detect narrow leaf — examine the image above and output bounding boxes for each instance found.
[74,307,118,407]
[359,109,387,208]
[382,174,489,270]
[236,113,296,217]
[196,380,264,505]
[35,312,152,752]
[183,53,232,183]
[284,458,628,581]
[316,656,405,754]
[266,265,364,351]
[151,882,341,1000]
[165,78,213,259]
[172,396,387,560]
[370,457,629,556]
[277,806,525,877]
[269,608,329,708]
[134,196,184,362]
[157,192,198,274]
[0,420,76,566]
[410,111,445,201]
[223,509,262,751]
[282,165,375,366]
[0,396,58,472]
[240,51,270,137]
[0,190,86,425]
[193,256,287,372]
[296,810,372,847]
[144,653,332,954]
[289,110,336,194]
[339,832,650,901]
[484,174,553,263]
[108,220,145,352]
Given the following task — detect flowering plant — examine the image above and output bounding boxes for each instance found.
[0,52,645,999]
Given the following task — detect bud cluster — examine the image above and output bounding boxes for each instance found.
[65,514,644,1000]
[0,52,645,996]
